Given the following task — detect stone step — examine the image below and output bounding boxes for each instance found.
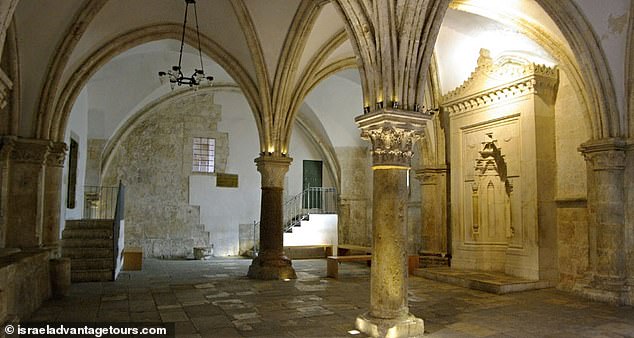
[62,238,112,248]
[62,228,113,239]
[64,219,114,230]
[71,269,113,282]
[62,247,113,259]
[70,258,114,270]
[420,255,450,268]
[412,267,553,294]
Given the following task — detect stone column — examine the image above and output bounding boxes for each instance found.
[247,154,296,280]
[415,167,448,256]
[579,138,629,304]
[355,109,430,338]
[0,136,15,248]
[5,138,49,248]
[43,142,67,255]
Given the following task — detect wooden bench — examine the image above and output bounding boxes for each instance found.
[337,244,372,256]
[327,255,372,278]
[284,245,334,259]
[326,254,421,278]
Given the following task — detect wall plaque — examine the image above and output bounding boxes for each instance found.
[216,173,238,188]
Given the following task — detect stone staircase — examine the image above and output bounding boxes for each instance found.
[62,219,115,282]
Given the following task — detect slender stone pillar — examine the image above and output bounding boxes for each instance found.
[415,167,448,256]
[0,136,15,248]
[247,154,296,280]
[578,138,629,304]
[355,109,430,338]
[43,142,67,256]
[5,138,49,248]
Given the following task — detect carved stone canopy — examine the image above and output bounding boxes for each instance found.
[355,108,431,168]
[442,48,559,116]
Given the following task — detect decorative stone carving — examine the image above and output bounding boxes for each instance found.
[445,48,559,281]
[443,49,559,116]
[471,133,513,239]
[355,108,431,168]
[255,155,292,188]
[0,136,15,160]
[579,138,627,171]
[46,142,67,167]
[10,139,49,165]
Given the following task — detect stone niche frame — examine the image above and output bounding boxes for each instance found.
[443,49,559,281]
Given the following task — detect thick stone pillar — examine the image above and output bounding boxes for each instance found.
[247,154,296,280]
[5,138,49,248]
[43,142,67,255]
[355,109,430,338]
[578,138,629,304]
[415,167,448,256]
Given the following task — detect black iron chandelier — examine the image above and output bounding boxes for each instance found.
[158,0,213,89]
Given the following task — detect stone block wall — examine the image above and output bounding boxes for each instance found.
[337,146,372,246]
[102,92,225,258]
[556,200,589,290]
[0,250,51,323]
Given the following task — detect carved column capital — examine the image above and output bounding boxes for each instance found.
[578,138,627,171]
[356,108,431,168]
[255,154,292,188]
[0,136,16,161]
[414,166,447,185]
[46,142,67,167]
[10,138,49,165]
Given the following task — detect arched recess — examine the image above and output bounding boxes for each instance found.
[532,0,623,139]
[36,24,263,148]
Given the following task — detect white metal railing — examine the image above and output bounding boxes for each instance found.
[283,187,337,233]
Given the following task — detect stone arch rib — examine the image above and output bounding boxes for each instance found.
[534,0,622,139]
[335,0,450,112]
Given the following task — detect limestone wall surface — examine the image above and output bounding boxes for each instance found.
[102,92,223,258]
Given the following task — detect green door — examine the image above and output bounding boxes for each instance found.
[302,160,323,209]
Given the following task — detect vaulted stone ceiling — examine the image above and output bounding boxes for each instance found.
[10,0,624,147]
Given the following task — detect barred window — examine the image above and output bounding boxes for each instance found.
[192,137,215,173]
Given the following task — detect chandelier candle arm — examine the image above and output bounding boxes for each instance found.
[157,0,214,89]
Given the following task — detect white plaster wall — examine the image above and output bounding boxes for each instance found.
[188,90,336,256]
[574,0,631,121]
[61,88,89,230]
[283,214,338,246]
[304,69,365,148]
[188,91,261,257]
[87,41,232,140]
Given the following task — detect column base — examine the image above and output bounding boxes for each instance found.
[573,275,632,305]
[247,255,297,280]
[355,312,424,338]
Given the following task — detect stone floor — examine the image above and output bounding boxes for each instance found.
[28,257,634,337]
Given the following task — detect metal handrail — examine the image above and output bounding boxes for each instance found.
[83,185,119,219]
[283,187,337,232]
[112,181,125,280]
